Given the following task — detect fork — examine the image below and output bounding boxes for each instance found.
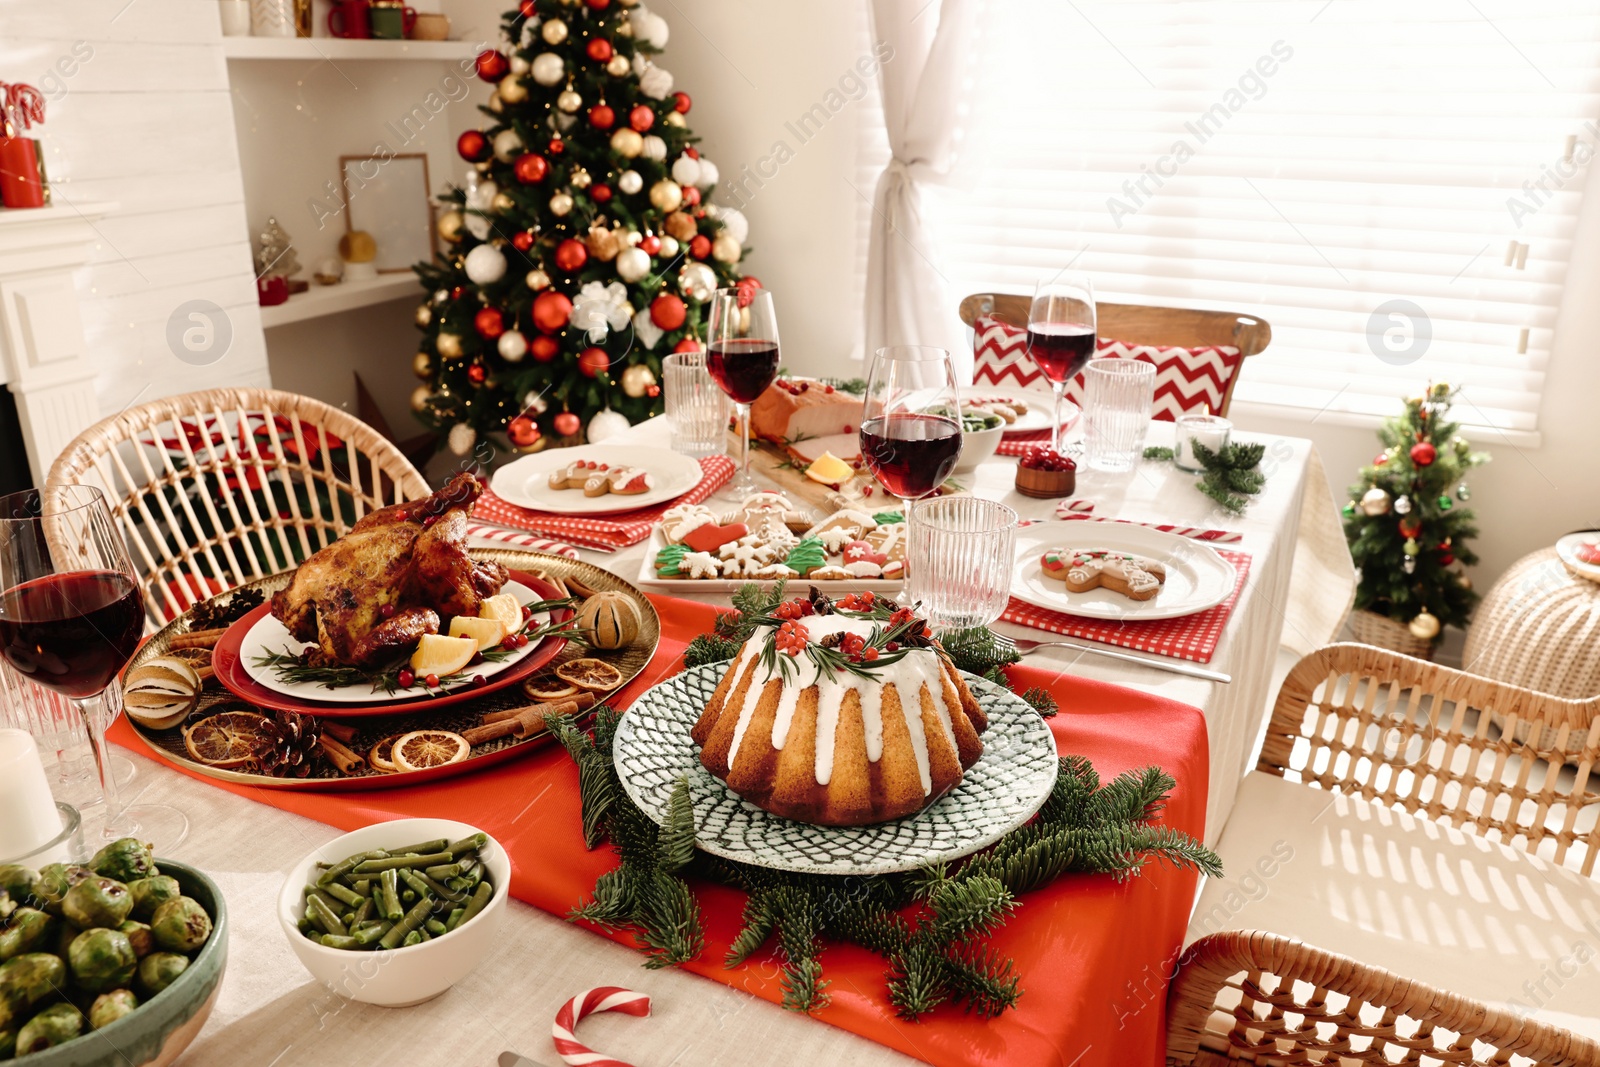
[992,632,1232,684]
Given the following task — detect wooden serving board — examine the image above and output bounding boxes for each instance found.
[736,431,964,522]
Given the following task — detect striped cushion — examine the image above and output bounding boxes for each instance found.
[971,315,1244,421]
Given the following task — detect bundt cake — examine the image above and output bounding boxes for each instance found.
[691,592,987,826]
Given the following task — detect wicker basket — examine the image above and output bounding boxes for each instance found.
[1347,608,1436,660]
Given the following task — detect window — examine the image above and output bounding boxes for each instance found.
[907,1,1600,437]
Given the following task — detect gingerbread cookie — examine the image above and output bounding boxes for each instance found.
[1577,541,1600,565]
[864,522,907,565]
[721,492,811,533]
[805,509,875,554]
[681,521,748,555]
[661,503,716,543]
[548,459,654,497]
[1041,547,1167,601]
[681,551,723,580]
[655,543,688,576]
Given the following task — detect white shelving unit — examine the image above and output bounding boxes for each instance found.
[258,274,420,328]
[221,36,475,61]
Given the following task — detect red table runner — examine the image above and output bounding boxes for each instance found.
[113,594,1209,1067]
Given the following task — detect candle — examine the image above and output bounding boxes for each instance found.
[1174,413,1232,472]
[0,728,67,863]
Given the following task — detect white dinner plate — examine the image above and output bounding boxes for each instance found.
[489,445,703,516]
[240,580,549,703]
[1556,532,1600,584]
[961,386,1077,436]
[1010,521,1237,621]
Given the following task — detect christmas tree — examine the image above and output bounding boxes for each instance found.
[411,0,752,458]
[1343,382,1489,644]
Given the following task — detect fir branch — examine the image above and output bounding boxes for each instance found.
[1092,765,1174,826]
[684,633,740,667]
[635,870,705,968]
[550,712,617,849]
[939,627,1022,678]
[569,867,635,928]
[928,875,1016,942]
[942,942,1023,1018]
[657,777,696,873]
[887,939,949,1019]
[725,892,778,968]
[1142,445,1175,461]
[1019,686,1059,717]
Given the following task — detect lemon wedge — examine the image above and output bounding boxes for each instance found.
[479,592,523,634]
[449,615,507,651]
[805,451,854,485]
[409,633,477,677]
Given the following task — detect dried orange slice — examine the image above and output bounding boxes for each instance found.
[183,710,267,767]
[524,675,581,701]
[554,657,623,692]
[409,633,477,677]
[368,735,399,773]
[392,729,469,772]
[479,593,523,634]
[167,647,213,668]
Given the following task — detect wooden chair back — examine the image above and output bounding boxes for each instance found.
[47,388,430,626]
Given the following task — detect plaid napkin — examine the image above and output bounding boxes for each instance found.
[470,455,735,552]
[1001,516,1252,664]
[464,523,582,560]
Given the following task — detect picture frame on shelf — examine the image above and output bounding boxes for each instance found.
[338,152,437,273]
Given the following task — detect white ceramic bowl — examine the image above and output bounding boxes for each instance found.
[277,817,511,1007]
[954,413,1005,472]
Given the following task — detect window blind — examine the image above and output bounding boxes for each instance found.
[905,0,1600,435]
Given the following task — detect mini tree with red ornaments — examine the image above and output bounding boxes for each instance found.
[410,0,755,459]
[1343,382,1489,647]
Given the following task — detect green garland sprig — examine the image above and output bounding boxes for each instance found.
[1144,441,1267,514]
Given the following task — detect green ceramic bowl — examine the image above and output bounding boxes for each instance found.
[16,859,227,1067]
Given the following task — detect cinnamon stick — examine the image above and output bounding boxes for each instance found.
[319,735,364,774]
[194,665,216,686]
[564,576,599,600]
[461,720,517,745]
[463,699,580,746]
[170,628,227,650]
[321,720,358,744]
[479,693,594,725]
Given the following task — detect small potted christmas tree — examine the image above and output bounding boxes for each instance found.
[1343,382,1489,657]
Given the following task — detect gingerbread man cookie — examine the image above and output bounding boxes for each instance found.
[548,459,654,498]
[1041,547,1167,601]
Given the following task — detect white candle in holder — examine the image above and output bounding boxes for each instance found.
[0,728,67,863]
[1174,413,1232,472]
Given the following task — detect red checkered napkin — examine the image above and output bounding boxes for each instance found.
[465,523,582,559]
[470,455,735,552]
[996,428,1068,458]
[1001,518,1252,664]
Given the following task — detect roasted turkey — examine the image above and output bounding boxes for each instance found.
[269,473,509,668]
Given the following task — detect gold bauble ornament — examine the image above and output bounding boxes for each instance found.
[1359,486,1391,516]
[410,385,433,412]
[414,304,432,327]
[620,363,656,398]
[606,54,631,77]
[649,179,683,212]
[1457,574,1473,591]
[549,191,574,216]
[487,95,503,113]
[498,77,529,104]
[569,166,592,189]
[711,233,741,263]
[492,191,515,214]
[609,128,643,158]
[437,210,465,243]
[664,111,686,128]
[436,332,464,359]
[541,18,568,44]
[525,268,552,291]
[413,351,434,378]
[557,89,582,113]
[664,211,696,241]
[1407,611,1441,641]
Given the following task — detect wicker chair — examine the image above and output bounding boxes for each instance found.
[47,388,429,626]
[1167,643,1600,1066]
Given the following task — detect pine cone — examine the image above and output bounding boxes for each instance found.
[253,710,322,778]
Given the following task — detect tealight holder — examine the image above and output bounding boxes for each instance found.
[1174,413,1232,472]
[0,801,84,867]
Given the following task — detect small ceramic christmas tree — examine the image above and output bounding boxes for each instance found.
[1343,382,1489,645]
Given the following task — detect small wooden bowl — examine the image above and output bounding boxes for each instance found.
[1015,464,1077,499]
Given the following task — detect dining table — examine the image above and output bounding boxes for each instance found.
[87,414,1351,1067]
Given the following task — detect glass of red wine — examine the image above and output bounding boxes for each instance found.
[1028,272,1098,454]
[706,286,781,498]
[859,346,964,602]
[0,486,188,848]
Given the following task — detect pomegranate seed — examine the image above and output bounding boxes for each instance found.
[824,384,835,393]
[380,603,396,619]
[501,636,518,650]
[398,668,415,687]
[424,673,440,687]
[471,674,487,688]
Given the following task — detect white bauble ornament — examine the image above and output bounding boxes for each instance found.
[711,233,741,264]
[410,385,433,412]
[541,18,568,44]
[641,135,667,162]
[1359,486,1391,516]
[557,89,582,113]
[620,363,656,398]
[649,179,682,211]
[658,235,680,257]
[624,230,642,246]
[670,155,702,186]
[1408,611,1441,640]
[525,268,552,291]
[493,129,523,161]
[633,307,664,350]
[448,423,476,456]
[497,77,528,104]
[464,243,508,284]
[1393,494,1412,515]
[498,330,528,362]
[414,303,432,327]
[678,261,716,302]
[510,54,530,76]
[609,128,644,158]
[521,391,548,416]
[617,169,643,195]
[549,192,574,216]
[615,247,651,283]
[531,52,565,86]
[551,111,576,132]
[606,54,631,77]
[698,158,719,186]
[639,65,673,100]
[586,408,631,443]
[719,207,748,244]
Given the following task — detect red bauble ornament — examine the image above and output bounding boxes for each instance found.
[529,335,559,362]
[518,0,538,16]
[681,186,701,207]
[513,152,548,184]
[578,347,611,378]
[474,307,505,339]
[628,105,654,132]
[585,0,610,8]
[586,38,613,62]
[475,50,510,82]
[1373,453,1388,466]
[639,235,661,255]
[673,91,692,114]
[548,137,565,155]
[1439,552,1455,566]
[734,275,763,307]
[467,363,487,384]
[450,286,467,301]
[456,130,490,162]
[590,183,612,203]
[1398,516,1422,539]
[511,230,536,252]
[588,104,615,130]
[689,235,711,259]
[650,293,687,330]
[646,385,660,397]
[554,412,582,437]
[554,238,589,273]
[671,337,702,354]
[684,147,699,159]
[532,291,574,333]
[507,415,540,447]
[1409,441,1437,467]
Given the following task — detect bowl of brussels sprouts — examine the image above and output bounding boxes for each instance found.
[0,839,227,1065]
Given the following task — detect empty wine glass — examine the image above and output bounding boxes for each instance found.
[1028,273,1097,454]
[0,486,188,848]
[705,287,780,497]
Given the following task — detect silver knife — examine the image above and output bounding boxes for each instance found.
[500,1052,551,1067]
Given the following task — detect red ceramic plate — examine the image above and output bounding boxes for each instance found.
[211,572,570,718]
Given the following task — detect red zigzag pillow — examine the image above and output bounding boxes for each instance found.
[971,315,1243,422]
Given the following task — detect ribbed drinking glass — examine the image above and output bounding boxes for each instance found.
[1083,358,1155,472]
[908,496,1018,632]
[663,349,728,458]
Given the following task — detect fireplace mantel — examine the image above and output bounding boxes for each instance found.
[0,201,118,486]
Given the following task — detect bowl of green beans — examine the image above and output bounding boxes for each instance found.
[276,819,509,1007]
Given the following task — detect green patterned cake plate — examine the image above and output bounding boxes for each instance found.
[613,665,1060,875]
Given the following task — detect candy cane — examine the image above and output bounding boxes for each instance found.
[551,987,651,1067]
[3,83,44,131]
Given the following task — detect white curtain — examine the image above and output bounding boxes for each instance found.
[863,0,979,369]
